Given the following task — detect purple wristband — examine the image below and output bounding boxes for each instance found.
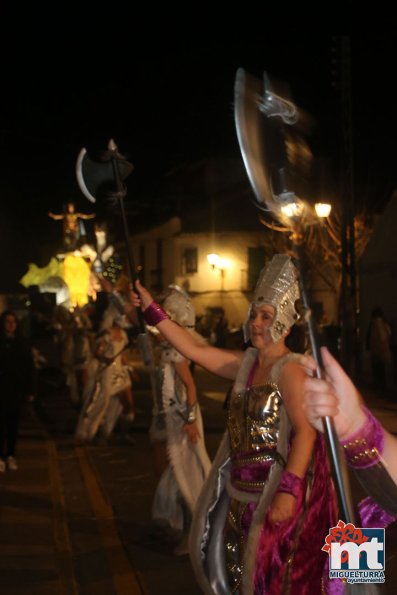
[340,407,384,469]
[143,301,169,326]
[276,470,305,499]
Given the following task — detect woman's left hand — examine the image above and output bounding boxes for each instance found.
[130,279,154,311]
[183,421,200,444]
[268,492,296,523]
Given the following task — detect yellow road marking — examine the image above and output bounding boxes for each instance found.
[76,447,146,595]
[47,440,79,595]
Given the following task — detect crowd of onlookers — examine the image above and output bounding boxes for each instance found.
[0,286,142,471]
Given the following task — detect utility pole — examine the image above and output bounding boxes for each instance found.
[337,36,360,378]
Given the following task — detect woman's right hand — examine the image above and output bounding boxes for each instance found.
[130,279,154,311]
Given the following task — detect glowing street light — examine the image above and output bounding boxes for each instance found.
[280,201,305,218]
[315,202,332,218]
[207,253,220,269]
[207,253,230,291]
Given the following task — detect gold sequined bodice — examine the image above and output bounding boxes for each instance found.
[227,383,283,455]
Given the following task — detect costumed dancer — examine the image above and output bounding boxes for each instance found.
[132,254,337,594]
[148,285,211,555]
[54,305,80,406]
[75,303,135,443]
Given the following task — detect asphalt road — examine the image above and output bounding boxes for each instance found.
[0,355,396,594]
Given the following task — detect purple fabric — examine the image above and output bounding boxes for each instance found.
[277,470,305,499]
[253,435,338,595]
[358,495,396,528]
[143,301,169,326]
[340,406,384,468]
[230,457,273,492]
[241,357,340,593]
[322,574,346,595]
[246,358,259,387]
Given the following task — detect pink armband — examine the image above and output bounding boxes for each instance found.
[340,407,384,469]
[276,470,305,499]
[143,301,169,326]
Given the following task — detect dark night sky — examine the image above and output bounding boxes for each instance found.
[1,22,396,291]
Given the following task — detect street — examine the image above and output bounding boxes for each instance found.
[0,354,396,594]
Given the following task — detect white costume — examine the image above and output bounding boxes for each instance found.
[150,286,211,533]
[75,307,131,442]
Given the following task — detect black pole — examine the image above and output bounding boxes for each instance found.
[106,141,158,398]
[109,143,145,333]
[293,233,356,524]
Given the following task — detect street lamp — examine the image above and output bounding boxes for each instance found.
[315,202,332,218]
[207,253,229,291]
[280,201,304,218]
[234,66,355,525]
[207,253,220,270]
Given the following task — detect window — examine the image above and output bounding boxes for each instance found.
[182,247,198,274]
[247,246,266,290]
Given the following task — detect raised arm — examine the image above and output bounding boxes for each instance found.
[132,280,243,379]
[48,212,64,220]
[77,212,96,220]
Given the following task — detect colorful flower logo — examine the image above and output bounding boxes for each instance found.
[323,520,369,564]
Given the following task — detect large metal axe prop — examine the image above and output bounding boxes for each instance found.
[75,139,155,371]
[234,68,356,525]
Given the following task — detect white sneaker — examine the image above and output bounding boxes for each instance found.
[6,457,18,471]
[0,459,5,473]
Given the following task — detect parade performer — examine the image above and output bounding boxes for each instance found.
[75,305,134,443]
[49,201,95,251]
[148,285,211,555]
[132,254,337,594]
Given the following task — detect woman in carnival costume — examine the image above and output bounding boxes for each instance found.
[75,300,135,443]
[148,285,211,555]
[132,254,337,594]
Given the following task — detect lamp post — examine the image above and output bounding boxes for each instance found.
[233,67,356,524]
[207,253,220,270]
[207,253,227,291]
[283,199,355,524]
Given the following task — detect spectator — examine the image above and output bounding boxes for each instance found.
[366,307,392,391]
[0,311,35,471]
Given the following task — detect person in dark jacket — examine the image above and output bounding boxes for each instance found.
[0,310,35,471]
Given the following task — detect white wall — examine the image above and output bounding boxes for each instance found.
[128,217,340,330]
[129,220,265,327]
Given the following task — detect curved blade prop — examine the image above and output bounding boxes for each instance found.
[76,148,96,203]
[76,141,134,204]
[234,68,313,225]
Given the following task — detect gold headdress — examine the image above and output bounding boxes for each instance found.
[243,254,300,343]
